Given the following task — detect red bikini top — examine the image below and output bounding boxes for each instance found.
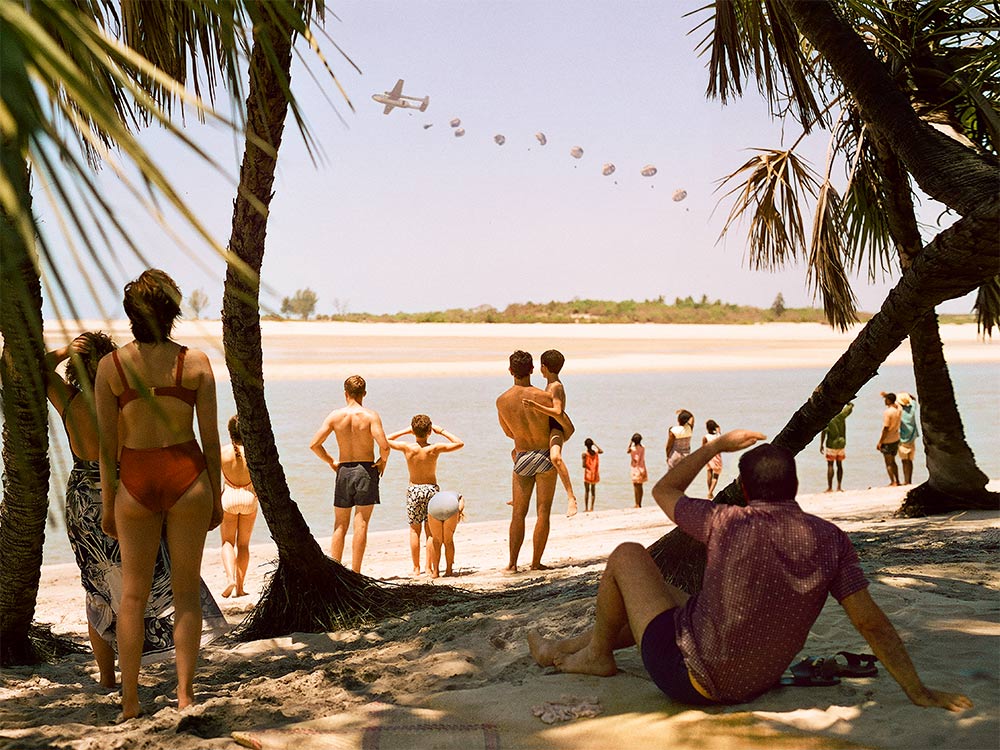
[113,347,197,408]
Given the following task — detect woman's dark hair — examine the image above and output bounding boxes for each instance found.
[677,409,693,426]
[66,332,117,390]
[584,437,596,454]
[228,414,243,459]
[706,419,720,434]
[123,269,182,343]
[630,433,642,446]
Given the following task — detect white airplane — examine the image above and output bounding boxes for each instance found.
[372,79,429,114]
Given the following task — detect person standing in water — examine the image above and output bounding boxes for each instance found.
[628,433,648,508]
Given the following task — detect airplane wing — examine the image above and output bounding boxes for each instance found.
[383,103,394,115]
[389,79,404,98]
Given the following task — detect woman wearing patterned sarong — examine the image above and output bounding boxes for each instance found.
[665,409,695,470]
[46,333,174,686]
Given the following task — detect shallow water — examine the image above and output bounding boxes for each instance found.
[40,361,998,566]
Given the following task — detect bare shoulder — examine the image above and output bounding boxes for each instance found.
[549,381,566,397]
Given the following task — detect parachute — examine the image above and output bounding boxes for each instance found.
[454,128,465,137]
[602,163,616,176]
[494,134,506,146]
[423,124,433,130]
[570,146,584,159]
[672,189,688,202]
[535,132,547,146]
[449,118,461,128]
[640,165,657,177]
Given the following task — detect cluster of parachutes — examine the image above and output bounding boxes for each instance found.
[435,119,687,198]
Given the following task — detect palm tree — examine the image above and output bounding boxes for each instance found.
[650,0,998,590]
[710,0,997,512]
[221,7,464,639]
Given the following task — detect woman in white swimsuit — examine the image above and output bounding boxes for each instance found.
[219,415,258,598]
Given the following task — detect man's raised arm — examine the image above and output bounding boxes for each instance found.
[652,430,765,522]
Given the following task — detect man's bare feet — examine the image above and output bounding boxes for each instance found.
[120,698,142,721]
[221,583,235,598]
[824,488,833,493]
[567,497,578,518]
[527,630,559,667]
[530,563,551,571]
[553,644,617,677]
[234,589,249,598]
[503,564,519,574]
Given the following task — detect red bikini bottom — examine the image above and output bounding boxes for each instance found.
[120,439,207,513]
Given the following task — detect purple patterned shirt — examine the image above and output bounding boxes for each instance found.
[673,495,868,703]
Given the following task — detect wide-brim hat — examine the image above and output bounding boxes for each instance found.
[897,392,912,406]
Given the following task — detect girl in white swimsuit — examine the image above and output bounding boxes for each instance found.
[219,415,258,598]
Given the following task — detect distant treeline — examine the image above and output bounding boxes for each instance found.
[260,294,976,325]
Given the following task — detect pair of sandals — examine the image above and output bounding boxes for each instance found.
[779,651,878,687]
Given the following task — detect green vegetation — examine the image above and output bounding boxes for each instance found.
[310,295,863,324]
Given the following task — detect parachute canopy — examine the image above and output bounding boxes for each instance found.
[640,165,657,177]
[454,128,465,137]
[672,189,688,202]
[494,134,506,146]
[535,132,547,146]
[570,146,584,159]
[602,163,616,176]
[449,118,461,128]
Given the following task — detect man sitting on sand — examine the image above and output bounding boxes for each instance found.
[386,415,464,576]
[528,430,972,711]
[309,375,389,573]
[497,350,558,572]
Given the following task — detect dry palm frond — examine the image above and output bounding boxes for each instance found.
[974,276,1000,337]
[808,181,859,331]
[717,148,819,271]
[691,0,828,129]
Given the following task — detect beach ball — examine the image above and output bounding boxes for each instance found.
[570,146,584,159]
[602,163,616,176]
[641,164,657,177]
[494,134,506,145]
[535,132,547,146]
[450,118,461,127]
[454,128,465,137]
[428,491,462,521]
[672,188,688,202]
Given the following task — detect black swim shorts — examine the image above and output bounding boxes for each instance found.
[640,609,717,706]
[879,441,900,456]
[334,462,380,508]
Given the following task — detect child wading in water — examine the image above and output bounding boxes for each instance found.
[627,433,648,507]
[386,415,464,576]
[581,438,603,512]
[703,420,722,499]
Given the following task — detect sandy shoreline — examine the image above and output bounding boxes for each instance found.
[5,482,998,749]
[41,320,997,379]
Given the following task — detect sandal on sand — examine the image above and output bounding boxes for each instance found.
[833,651,878,678]
[779,657,841,687]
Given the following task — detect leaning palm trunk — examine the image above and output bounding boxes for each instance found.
[222,17,464,640]
[0,152,50,665]
[650,213,999,592]
[868,133,992,514]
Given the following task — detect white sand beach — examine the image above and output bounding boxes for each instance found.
[48,320,998,379]
[3,482,998,749]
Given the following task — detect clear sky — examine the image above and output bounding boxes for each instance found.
[38,0,975,321]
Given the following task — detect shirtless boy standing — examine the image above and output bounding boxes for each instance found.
[386,415,464,576]
[497,350,558,572]
[522,349,578,517]
[309,375,389,573]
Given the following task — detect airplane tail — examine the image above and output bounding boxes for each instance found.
[419,96,430,112]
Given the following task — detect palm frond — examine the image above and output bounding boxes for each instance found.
[717,148,820,270]
[691,0,829,129]
[808,180,859,330]
[974,276,1000,337]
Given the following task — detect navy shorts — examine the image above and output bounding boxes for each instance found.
[334,462,380,508]
[640,609,717,706]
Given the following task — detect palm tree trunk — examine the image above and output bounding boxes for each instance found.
[779,0,998,217]
[867,132,991,512]
[0,151,50,666]
[650,212,999,591]
[221,16,465,640]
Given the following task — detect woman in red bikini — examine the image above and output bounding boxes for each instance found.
[95,269,223,720]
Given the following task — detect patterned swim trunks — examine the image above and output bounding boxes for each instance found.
[406,483,439,525]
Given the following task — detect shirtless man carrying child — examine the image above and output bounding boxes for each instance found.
[497,350,561,572]
[387,415,464,576]
[522,349,578,517]
[309,375,389,573]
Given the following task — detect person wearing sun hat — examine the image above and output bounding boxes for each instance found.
[897,392,919,485]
